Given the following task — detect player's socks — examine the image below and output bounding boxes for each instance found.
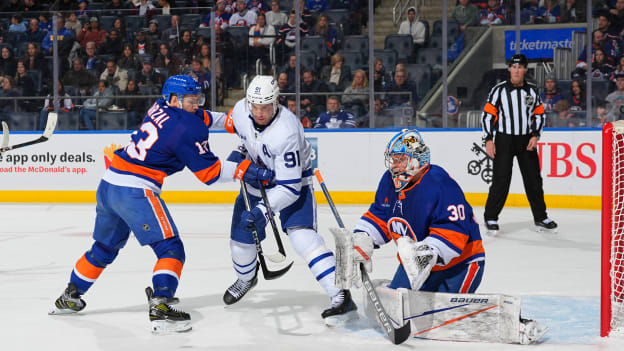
[321,289,357,318]
[48,282,86,315]
[146,286,191,333]
[223,265,258,305]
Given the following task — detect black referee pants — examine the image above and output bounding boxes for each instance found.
[483,133,547,222]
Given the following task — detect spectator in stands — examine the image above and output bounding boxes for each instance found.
[280,54,297,87]
[114,18,131,43]
[77,0,91,21]
[77,17,107,48]
[39,81,74,130]
[611,0,624,34]
[320,52,351,92]
[51,0,77,12]
[173,29,195,63]
[63,58,98,95]
[230,0,257,26]
[23,43,48,80]
[569,79,586,111]
[595,102,609,127]
[100,59,129,92]
[311,14,337,55]
[146,19,161,43]
[187,58,211,105]
[106,0,132,17]
[301,69,328,120]
[99,29,125,59]
[247,0,270,14]
[373,56,388,91]
[540,72,564,113]
[479,0,506,25]
[0,77,20,112]
[276,11,309,63]
[83,41,106,76]
[158,0,174,15]
[266,0,288,27]
[80,80,115,130]
[606,73,624,121]
[551,99,577,127]
[0,47,18,78]
[286,97,313,128]
[14,60,37,111]
[200,0,231,30]
[305,0,328,13]
[248,13,275,72]
[452,0,479,32]
[22,0,41,13]
[38,14,53,33]
[135,0,157,20]
[614,56,624,83]
[597,11,618,37]
[65,12,83,35]
[161,15,182,47]
[314,95,357,128]
[534,0,560,23]
[361,96,392,127]
[277,71,293,106]
[26,19,46,45]
[2,0,23,12]
[560,0,586,23]
[341,69,369,116]
[134,30,155,56]
[398,7,426,53]
[42,17,74,55]
[591,48,615,80]
[118,43,143,71]
[9,15,27,33]
[154,42,182,76]
[135,56,164,91]
[384,66,417,107]
[577,29,618,70]
[121,79,144,128]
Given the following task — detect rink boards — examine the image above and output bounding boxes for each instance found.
[0,129,601,209]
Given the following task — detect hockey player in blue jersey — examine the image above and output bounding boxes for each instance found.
[48,75,274,333]
[335,129,485,293]
[221,75,357,321]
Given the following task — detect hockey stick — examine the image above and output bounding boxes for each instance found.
[0,112,58,153]
[240,180,293,280]
[314,168,412,345]
[1,121,8,148]
[258,182,288,263]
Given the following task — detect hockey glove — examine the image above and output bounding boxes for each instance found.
[231,156,274,187]
[330,228,374,289]
[396,236,438,290]
[241,204,268,233]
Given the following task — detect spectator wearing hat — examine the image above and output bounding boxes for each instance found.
[540,73,564,113]
[230,0,257,26]
[77,0,91,21]
[77,17,108,48]
[135,56,163,91]
[200,0,231,30]
[147,19,161,43]
[606,73,624,121]
[398,7,426,53]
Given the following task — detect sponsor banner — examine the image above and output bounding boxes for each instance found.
[504,28,585,60]
[0,130,602,203]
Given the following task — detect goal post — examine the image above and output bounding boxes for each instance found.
[602,120,624,337]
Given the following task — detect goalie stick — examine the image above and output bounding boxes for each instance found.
[0,112,58,153]
[240,180,293,280]
[258,182,289,263]
[313,168,411,345]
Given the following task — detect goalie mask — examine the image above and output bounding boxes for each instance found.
[384,129,430,191]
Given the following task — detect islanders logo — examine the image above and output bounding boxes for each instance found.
[103,144,123,169]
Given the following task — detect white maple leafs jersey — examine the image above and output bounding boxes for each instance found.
[230,99,313,212]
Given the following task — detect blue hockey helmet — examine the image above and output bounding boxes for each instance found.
[162,75,203,106]
[384,129,430,191]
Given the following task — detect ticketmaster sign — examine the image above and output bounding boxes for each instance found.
[504,28,585,60]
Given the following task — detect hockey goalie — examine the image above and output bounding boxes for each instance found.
[331,129,548,345]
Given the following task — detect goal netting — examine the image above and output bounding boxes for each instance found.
[602,120,624,337]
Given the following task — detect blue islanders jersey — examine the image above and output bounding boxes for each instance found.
[354,165,485,272]
[103,99,231,193]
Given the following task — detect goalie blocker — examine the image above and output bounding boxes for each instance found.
[363,280,548,345]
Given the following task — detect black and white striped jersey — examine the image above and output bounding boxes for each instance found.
[481,80,546,141]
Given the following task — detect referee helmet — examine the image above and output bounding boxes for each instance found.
[508,54,528,68]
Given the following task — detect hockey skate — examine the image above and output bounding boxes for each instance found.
[223,266,258,305]
[322,290,358,326]
[485,220,499,236]
[146,287,191,334]
[48,282,86,315]
[534,218,558,233]
[519,318,549,344]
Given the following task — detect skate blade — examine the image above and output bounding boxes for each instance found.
[151,320,192,334]
[48,306,80,315]
[534,226,558,234]
[485,229,499,236]
[324,310,359,328]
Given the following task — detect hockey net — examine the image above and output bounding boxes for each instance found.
[602,121,624,337]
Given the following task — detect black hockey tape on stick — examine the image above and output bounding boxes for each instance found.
[0,112,57,153]
[258,182,289,263]
[313,168,412,345]
[240,180,292,280]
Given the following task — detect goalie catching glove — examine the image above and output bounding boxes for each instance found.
[330,228,374,289]
[396,236,439,290]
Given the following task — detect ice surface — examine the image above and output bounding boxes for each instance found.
[1,203,622,350]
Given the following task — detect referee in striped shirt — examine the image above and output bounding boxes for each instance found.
[481,54,557,233]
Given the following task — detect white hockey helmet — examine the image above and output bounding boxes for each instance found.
[384,129,430,191]
[246,75,280,113]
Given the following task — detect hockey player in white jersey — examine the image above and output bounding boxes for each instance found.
[222,75,356,320]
